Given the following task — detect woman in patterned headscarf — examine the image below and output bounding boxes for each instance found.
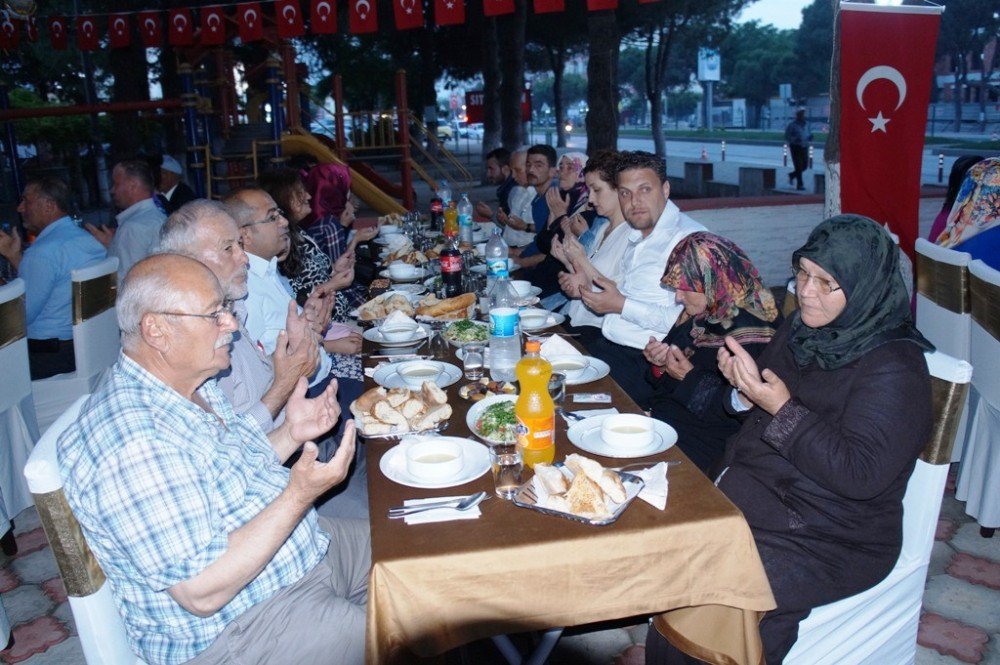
[644,232,780,474]
[936,157,1000,270]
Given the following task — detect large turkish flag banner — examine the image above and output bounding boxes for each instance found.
[839,4,941,259]
[348,0,378,34]
[435,0,464,26]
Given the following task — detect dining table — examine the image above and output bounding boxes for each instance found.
[359,313,776,665]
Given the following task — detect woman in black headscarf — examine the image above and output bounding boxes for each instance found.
[646,215,934,664]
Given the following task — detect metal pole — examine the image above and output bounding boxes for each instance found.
[720,140,726,162]
[938,153,944,183]
[395,70,414,211]
[706,81,714,132]
[0,85,23,199]
[333,75,347,161]
[179,64,206,198]
[266,57,284,162]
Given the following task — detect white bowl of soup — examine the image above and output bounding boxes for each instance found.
[510,280,533,298]
[378,321,420,342]
[601,414,655,450]
[397,361,445,390]
[405,438,465,481]
[388,261,419,280]
[547,355,589,380]
[519,308,549,329]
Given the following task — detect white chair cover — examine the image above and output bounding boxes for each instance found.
[31,257,120,433]
[956,259,1000,528]
[0,279,40,525]
[23,396,143,665]
[914,238,973,463]
[786,350,973,665]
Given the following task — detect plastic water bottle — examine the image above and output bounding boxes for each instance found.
[489,276,521,383]
[484,228,509,292]
[437,185,452,207]
[457,194,474,247]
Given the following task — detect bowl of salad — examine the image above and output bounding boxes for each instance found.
[442,319,489,347]
[466,394,519,444]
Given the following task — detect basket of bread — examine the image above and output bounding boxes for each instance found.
[415,293,477,321]
[349,384,452,438]
[513,453,644,526]
[355,292,416,322]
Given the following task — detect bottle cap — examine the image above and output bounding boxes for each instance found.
[525,340,541,353]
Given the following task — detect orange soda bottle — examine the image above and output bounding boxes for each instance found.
[443,201,459,240]
[515,340,555,469]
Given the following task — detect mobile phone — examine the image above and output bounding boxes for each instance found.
[0,222,10,233]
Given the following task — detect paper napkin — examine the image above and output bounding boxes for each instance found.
[539,335,582,358]
[631,462,669,510]
[569,408,619,419]
[381,310,419,327]
[402,495,483,525]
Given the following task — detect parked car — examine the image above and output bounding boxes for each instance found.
[436,124,454,140]
[458,122,484,140]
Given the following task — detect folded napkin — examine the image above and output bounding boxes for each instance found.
[402,495,483,525]
[631,462,669,510]
[571,407,619,419]
[539,335,582,359]
[381,310,419,328]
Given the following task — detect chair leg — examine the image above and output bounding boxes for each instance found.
[0,524,16,556]
[980,527,996,539]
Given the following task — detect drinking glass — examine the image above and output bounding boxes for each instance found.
[548,372,566,406]
[462,342,485,380]
[489,442,523,500]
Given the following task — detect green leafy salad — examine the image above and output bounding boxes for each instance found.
[444,319,488,343]
[476,400,518,443]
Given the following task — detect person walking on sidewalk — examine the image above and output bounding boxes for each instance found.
[785,108,812,191]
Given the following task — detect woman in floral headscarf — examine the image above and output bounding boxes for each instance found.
[936,157,1000,270]
[644,232,781,474]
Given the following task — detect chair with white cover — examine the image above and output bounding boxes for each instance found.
[0,279,41,528]
[915,238,973,462]
[31,256,120,433]
[785,350,972,665]
[956,259,1000,532]
[23,395,143,665]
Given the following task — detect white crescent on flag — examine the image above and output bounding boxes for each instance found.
[145,18,156,34]
[52,20,63,36]
[113,17,126,35]
[283,5,297,22]
[174,14,188,31]
[317,1,332,20]
[356,0,370,19]
[856,65,907,134]
[245,9,258,26]
[207,13,221,31]
[82,19,94,36]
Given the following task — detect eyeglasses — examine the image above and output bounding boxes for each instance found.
[792,265,842,295]
[242,208,286,228]
[155,300,235,326]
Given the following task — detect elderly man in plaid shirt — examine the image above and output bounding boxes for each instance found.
[58,253,369,665]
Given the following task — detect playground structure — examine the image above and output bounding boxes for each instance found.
[0,39,476,215]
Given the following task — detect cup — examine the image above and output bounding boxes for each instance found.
[600,413,655,450]
[489,442,523,499]
[397,361,445,390]
[548,372,566,405]
[462,342,485,380]
[405,438,465,481]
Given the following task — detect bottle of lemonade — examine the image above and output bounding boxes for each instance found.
[515,340,555,469]
[443,200,459,240]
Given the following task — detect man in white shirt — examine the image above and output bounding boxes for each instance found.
[87,159,168,278]
[579,151,705,407]
[499,149,536,249]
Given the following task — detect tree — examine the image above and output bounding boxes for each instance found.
[525,5,588,146]
[791,0,835,99]
[936,0,1000,131]
[586,10,620,154]
[720,22,795,128]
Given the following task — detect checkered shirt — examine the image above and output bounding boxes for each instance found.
[58,353,330,665]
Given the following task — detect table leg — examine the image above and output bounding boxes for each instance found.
[490,628,564,665]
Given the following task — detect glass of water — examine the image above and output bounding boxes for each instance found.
[462,341,485,380]
[489,442,523,500]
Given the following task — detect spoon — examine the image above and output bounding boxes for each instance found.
[387,491,490,518]
[556,407,584,423]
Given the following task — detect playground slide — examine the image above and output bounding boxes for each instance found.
[281,132,406,215]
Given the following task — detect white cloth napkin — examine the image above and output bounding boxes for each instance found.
[539,335,582,359]
[381,310,419,328]
[402,495,483,525]
[631,462,669,510]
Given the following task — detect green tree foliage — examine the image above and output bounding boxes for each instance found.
[936,0,1000,131]
[720,21,796,126]
[791,0,834,99]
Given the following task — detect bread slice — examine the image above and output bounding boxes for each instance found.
[385,388,411,408]
[401,398,425,420]
[545,494,573,513]
[352,387,387,416]
[599,470,627,504]
[565,454,604,484]
[373,401,408,429]
[414,404,452,431]
[421,382,448,406]
[533,463,568,494]
[565,473,610,519]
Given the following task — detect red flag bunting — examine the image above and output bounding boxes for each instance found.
[483,0,514,18]
[48,16,68,49]
[532,0,563,13]
[201,6,226,45]
[587,0,617,10]
[25,16,37,42]
[237,3,264,42]
[108,13,130,49]
[435,0,464,26]
[76,15,99,51]
[168,8,194,46]
[0,12,19,50]
[349,0,377,34]
[138,11,161,47]
[310,0,337,34]
[839,4,941,259]
[394,0,423,30]
[275,0,306,38]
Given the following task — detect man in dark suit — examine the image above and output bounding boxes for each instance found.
[158,155,197,213]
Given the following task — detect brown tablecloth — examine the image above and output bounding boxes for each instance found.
[361,333,775,664]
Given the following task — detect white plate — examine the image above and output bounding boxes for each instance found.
[373,361,462,389]
[521,312,566,332]
[362,327,429,348]
[380,268,428,282]
[388,284,426,296]
[567,414,677,458]
[465,394,520,444]
[555,356,610,386]
[379,437,491,489]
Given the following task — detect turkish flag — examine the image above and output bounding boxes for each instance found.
[840,4,942,259]
[394,0,423,30]
[275,0,306,38]
[587,0,617,10]
[310,0,337,34]
[0,13,19,51]
[349,0,377,34]
[76,16,100,51]
[435,0,464,26]
[26,16,37,43]
[138,11,161,47]
[168,8,194,46]
[48,16,68,50]
[483,0,514,17]
[237,3,264,42]
[109,14,130,49]
[201,6,226,45]
[533,0,563,14]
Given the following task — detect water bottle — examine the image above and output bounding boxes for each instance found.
[437,185,452,207]
[489,276,521,383]
[457,194,474,247]
[484,228,509,293]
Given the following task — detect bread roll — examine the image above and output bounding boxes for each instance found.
[599,470,627,504]
[533,463,569,494]
[352,387,387,416]
[421,382,448,406]
[414,404,452,431]
[401,398,425,420]
[565,473,610,519]
[373,401,408,429]
[416,293,476,319]
[385,388,411,408]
